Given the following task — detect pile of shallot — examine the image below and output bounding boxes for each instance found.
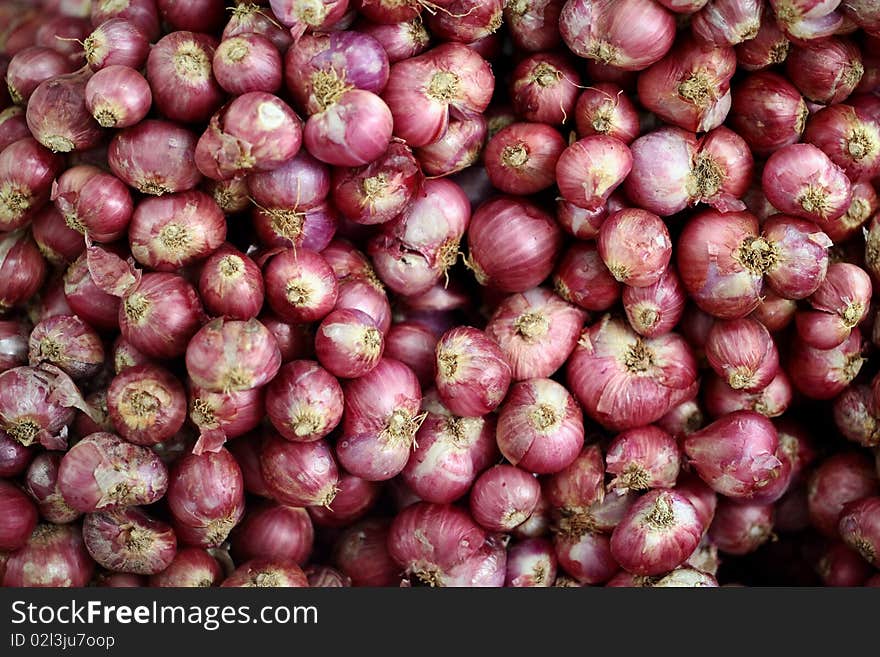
[1,0,880,588]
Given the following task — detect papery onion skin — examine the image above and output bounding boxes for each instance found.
[26,69,102,154]
[598,208,672,288]
[559,0,677,71]
[505,0,563,52]
[83,507,177,575]
[231,502,313,566]
[264,249,338,324]
[107,364,187,447]
[574,83,640,143]
[84,18,150,71]
[553,241,622,312]
[315,308,384,379]
[212,33,282,96]
[57,432,169,513]
[469,464,541,532]
[691,0,763,47]
[735,13,790,71]
[198,246,265,321]
[0,137,63,232]
[623,267,687,338]
[788,329,864,401]
[2,523,94,587]
[803,104,880,184]
[556,136,632,210]
[505,537,557,587]
[838,496,880,568]
[605,425,681,494]
[705,318,780,392]
[833,385,880,447]
[554,529,618,584]
[28,315,104,380]
[786,36,863,105]
[333,518,400,587]
[510,52,580,126]
[0,365,80,450]
[64,253,120,332]
[484,122,566,195]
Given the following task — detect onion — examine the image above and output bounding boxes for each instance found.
[677,210,830,319]
[0,107,30,151]
[705,318,779,391]
[789,328,864,400]
[544,446,608,531]
[817,541,872,587]
[384,321,437,387]
[28,314,104,380]
[382,43,494,148]
[332,518,399,587]
[798,263,871,349]
[57,431,167,513]
[838,496,880,567]
[485,287,584,381]
[261,433,339,506]
[658,399,705,440]
[0,319,28,372]
[204,177,251,215]
[553,241,621,312]
[358,19,430,64]
[146,31,223,124]
[683,410,783,499]
[414,114,487,177]
[83,507,177,575]
[119,273,203,358]
[315,309,383,379]
[786,36,863,105]
[769,0,844,41]
[128,191,226,271]
[309,472,380,527]
[573,83,640,143]
[64,252,120,332]
[0,137,63,232]
[762,143,853,225]
[834,385,880,447]
[26,69,101,154]
[198,245,264,320]
[149,548,223,587]
[610,489,702,576]
[189,382,264,450]
[2,523,93,587]
[167,448,244,548]
[505,537,557,587]
[709,499,774,555]
[505,0,562,52]
[0,429,33,478]
[223,4,291,52]
[804,105,880,184]
[553,530,617,584]
[74,390,114,437]
[246,149,329,210]
[510,52,580,126]
[736,12,790,70]
[468,465,540,532]
[284,31,389,115]
[605,425,680,494]
[212,33,281,95]
[0,480,38,551]
[692,0,763,46]
[106,364,186,446]
[434,327,511,418]
[186,318,281,393]
[264,249,337,323]
[331,140,422,225]
[260,313,314,363]
[623,267,687,337]
[266,360,343,442]
[221,559,307,587]
[158,0,226,33]
[388,502,504,587]
[271,0,350,38]
[556,136,632,210]
[84,18,149,71]
[567,315,698,431]
[108,120,202,196]
[0,365,90,450]
[305,565,350,587]
[195,92,302,181]
[827,181,877,243]
[228,434,273,499]
[728,71,808,156]
[560,0,676,71]
[466,197,562,293]
[637,37,736,132]
[54,169,134,243]
[23,452,80,524]
[6,46,74,105]
[335,278,392,335]
[401,404,496,503]
[91,0,161,42]
[339,358,422,480]
[704,370,793,419]
[807,451,878,537]
[598,208,672,287]
[303,89,392,168]
[34,16,91,67]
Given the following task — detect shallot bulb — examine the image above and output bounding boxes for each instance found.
[574,83,640,143]
[708,499,775,555]
[597,208,672,287]
[28,315,104,380]
[509,52,580,126]
[728,71,807,156]
[736,12,790,70]
[555,136,632,210]
[605,425,681,494]
[838,497,880,568]
[567,315,698,431]
[434,327,511,418]
[705,318,780,391]
[0,138,63,232]
[789,329,864,400]
[83,507,177,575]
[265,361,344,442]
[469,465,541,532]
[768,0,844,41]
[496,378,585,475]
[553,241,621,312]
[623,268,687,337]
[798,263,872,349]
[107,364,187,447]
[807,452,878,537]
[803,104,880,183]
[484,122,567,195]
[786,36,863,105]
[261,433,340,506]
